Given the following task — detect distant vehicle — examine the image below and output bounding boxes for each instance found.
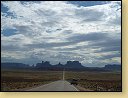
[70,79,78,85]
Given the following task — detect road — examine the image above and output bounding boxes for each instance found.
[26,80,79,91]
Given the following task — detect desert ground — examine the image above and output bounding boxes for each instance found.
[1,70,121,91]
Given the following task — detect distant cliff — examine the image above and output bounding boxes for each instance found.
[1,61,121,72]
[1,62,30,70]
[104,64,121,71]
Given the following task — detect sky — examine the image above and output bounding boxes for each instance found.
[1,1,121,67]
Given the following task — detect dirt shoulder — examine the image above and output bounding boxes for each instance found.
[75,85,94,91]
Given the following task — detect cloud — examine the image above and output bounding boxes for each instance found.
[98,53,120,60]
[75,8,104,22]
[1,1,121,66]
[90,37,121,50]
[67,32,109,43]
[94,46,121,53]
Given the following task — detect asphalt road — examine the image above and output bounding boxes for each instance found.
[26,80,79,91]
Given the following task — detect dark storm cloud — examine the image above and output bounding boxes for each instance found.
[41,21,59,27]
[94,46,121,53]
[35,9,57,16]
[67,32,109,43]
[75,9,104,22]
[26,32,121,54]
[1,45,22,51]
[66,32,121,58]
[26,32,108,49]
[62,30,73,34]
[89,36,121,54]
[25,41,76,49]
[98,53,120,60]
[1,44,31,51]
[13,25,35,36]
[89,38,121,49]
[1,1,121,66]
[13,25,31,32]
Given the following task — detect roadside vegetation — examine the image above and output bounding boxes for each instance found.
[65,71,121,91]
[1,70,63,91]
[1,70,121,91]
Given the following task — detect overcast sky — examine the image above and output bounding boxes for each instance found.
[1,1,121,67]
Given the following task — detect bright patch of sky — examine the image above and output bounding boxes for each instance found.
[1,1,121,67]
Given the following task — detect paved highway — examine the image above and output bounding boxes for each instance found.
[26,80,79,91]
